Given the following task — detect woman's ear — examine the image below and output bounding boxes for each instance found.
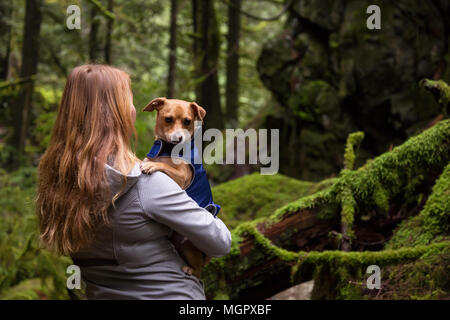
[143,97,166,112]
[190,102,206,121]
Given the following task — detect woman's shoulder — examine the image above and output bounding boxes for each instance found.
[135,171,185,211]
[136,171,182,194]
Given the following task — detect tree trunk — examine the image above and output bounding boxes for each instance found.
[225,0,241,127]
[192,0,199,56]
[89,5,100,62]
[12,0,42,160]
[104,0,114,64]
[0,0,12,80]
[192,0,224,130]
[167,0,178,98]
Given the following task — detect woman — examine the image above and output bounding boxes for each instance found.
[36,64,231,299]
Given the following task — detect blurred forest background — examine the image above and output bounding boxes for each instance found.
[0,0,449,300]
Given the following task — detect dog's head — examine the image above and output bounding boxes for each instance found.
[143,97,206,144]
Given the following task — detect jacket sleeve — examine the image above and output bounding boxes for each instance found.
[137,171,232,257]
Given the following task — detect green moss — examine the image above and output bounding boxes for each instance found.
[344,132,364,170]
[212,173,318,229]
[202,120,450,299]
[212,291,230,300]
[292,242,449,267]
[204,192,450,299]
[292,241,450,299]
[421,79,450,114]
[372,181,390,212]
[369,245,450,299]
[339,186,356,240]
[420,163,450,236]
[243,223,299,261]
[388,163,450,249]
[275,119,449,218]
[294,80,339,116]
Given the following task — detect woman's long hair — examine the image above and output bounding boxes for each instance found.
[37,64,138,255]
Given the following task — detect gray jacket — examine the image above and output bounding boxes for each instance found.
[71,163,232,300]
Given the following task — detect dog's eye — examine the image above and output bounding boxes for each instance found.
[183,119,191,126]
[165,117,173,123]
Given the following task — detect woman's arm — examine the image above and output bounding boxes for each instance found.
[137,171,232,257]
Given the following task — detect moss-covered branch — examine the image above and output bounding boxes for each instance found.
[387,162,450,249]
[419,163,450,236]
[277,119,449,218]
[344,131,364,170]
[202,120,450,299]
[420,79,450,115]
[292,242,449,271]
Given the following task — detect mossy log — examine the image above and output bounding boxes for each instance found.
[421,79,450,115]
[201,120,450,299]
[211,172,333,229]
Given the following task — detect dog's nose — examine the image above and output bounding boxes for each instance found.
[170,133,184,143]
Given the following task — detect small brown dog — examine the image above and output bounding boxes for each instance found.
[141,97,210,277]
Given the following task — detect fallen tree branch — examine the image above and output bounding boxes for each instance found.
[201,119,450,299]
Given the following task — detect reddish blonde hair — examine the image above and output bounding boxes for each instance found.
[37,64,137,255]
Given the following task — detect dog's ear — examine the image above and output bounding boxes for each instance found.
[143,97,166,112]
[190,102,206,121]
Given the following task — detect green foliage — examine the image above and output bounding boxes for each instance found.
[0,278,51,300]
[0,168,71,300]
[33,111,56,151]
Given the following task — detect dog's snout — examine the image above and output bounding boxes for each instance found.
[170,131,185,143]
[172,136,182,143]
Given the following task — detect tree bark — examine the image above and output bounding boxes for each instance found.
[12,0,42,159]
[89,5,100,62]
[167,0,178,98]
[104,0,114,64]
[225,0,241,127]
[192,0,224,130]
[0,0,12,80]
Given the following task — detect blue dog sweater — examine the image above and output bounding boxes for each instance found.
[146,138,221,217]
